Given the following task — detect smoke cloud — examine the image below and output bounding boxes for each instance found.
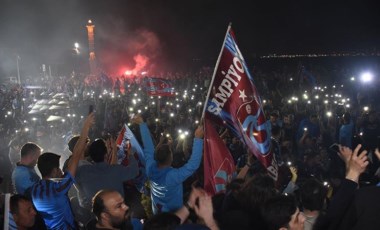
[96,16,164,77]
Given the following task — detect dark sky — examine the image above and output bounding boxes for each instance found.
[0,0,379,76]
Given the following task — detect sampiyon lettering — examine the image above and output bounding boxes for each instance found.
[207,57,244,116]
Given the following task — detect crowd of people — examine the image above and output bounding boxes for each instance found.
[1,59,380,230]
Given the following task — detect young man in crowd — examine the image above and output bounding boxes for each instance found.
[62,135,92,172]
[297,114,320,141]
[339,112,354,149]
[300,178,327,230]
[132,114,204,214]
[75,137,139,211]
[9,194,38,230]
[31,113,94,229]
[62,134,93,227]
[12,142,42,196]
[262,194,305,230]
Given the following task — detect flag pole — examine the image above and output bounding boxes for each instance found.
[201,23,232,120]
[157,97,160,118]
[3,193,10,230]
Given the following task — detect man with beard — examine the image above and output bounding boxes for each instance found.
[91,190,142,230]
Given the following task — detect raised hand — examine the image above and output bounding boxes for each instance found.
[194,195,219,230]
[187,187,207,209]
[194,125,204,139]
[344,144,369,183]
[84,112,95,129]
[131,114,144,125]
[289,166,298,183]
[338,145,353,165]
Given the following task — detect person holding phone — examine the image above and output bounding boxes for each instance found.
[296,114,320,142]
[89,105,94,114]
[359,111,380,174]
[339,112,354,149]
[31,113,95,229]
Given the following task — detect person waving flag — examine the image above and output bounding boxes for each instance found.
[202,24,278,181]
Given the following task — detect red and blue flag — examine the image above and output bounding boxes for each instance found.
[203,119,236,195]
[143,77,175,96]
[203,25,278,180]
[117,124,147,193]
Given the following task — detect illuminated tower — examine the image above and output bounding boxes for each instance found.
[86,19,97,75]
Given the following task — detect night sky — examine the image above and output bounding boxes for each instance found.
[0,0,379,76]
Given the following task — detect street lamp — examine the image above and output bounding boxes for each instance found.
[74,42,80,54]
[72,42,80,74]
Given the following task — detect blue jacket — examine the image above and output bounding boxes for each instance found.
[296,118,320,141]
[12,164,40,196]
[140,123,203,214]
[32,173,75,229]
[339,120,354,148]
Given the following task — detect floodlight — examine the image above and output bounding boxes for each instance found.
[360,72,373,83]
